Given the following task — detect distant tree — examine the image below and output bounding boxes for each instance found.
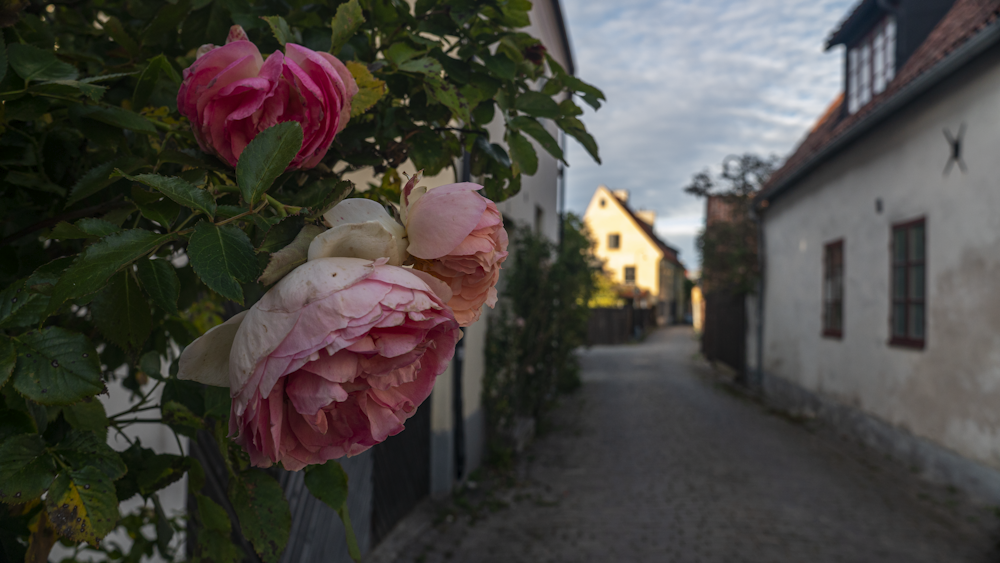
[685,153,777,294]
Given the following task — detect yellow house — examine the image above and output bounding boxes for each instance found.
[583,185,687,324]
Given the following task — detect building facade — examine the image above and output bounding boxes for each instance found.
[583,185,687,324]
[756,0,1000,501]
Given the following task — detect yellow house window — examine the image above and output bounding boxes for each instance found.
[608,233,620,249]
[624,266,636,284]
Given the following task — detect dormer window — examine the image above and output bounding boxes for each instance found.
[848,16,896,114]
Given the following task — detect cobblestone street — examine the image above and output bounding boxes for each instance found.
[379,327,999,563]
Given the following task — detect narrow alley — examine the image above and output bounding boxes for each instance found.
[379,327,998,563]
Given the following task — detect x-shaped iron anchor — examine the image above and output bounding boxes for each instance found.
[943,123,967,175]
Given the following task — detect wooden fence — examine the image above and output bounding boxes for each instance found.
[701,291,746,376]
[586,306,658,345]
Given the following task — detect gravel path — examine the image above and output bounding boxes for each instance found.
[382,327,999,563]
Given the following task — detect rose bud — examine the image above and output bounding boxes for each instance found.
[178,257,460,470]
[400,176,509,327]
[177,25,358,170]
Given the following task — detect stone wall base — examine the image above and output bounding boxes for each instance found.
[763,373,1000,504]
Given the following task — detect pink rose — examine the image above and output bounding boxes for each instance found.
[401,177,509,327]
[177,26,358,169]
[178,257,460,470]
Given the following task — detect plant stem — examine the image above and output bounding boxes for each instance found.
[266,194,288,218]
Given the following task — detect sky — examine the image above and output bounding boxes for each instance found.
[559,0,858,271]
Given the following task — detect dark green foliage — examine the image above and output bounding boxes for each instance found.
[483,214,600,463]
[684,153,776,294]
[0,0,603,560]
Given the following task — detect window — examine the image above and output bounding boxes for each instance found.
[891,219,926,348]
[848,16,896,114]
[624,266,635,284]
[823,240,844,338]
[608,233,620,249]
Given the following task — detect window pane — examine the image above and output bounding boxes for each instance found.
[893,303,907,337]
[893,266,906,298]
[909,304,925,339]
[886,18,896,79]
[860,44,872,104]
[909,265,924,299]
[832,301,843,332]
[893,230,906,263]
[874,32,885,93]
[910,224,924,261]
[848,49,859,113]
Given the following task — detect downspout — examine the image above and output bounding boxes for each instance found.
[752,206,765,391]
[452,151,471,481]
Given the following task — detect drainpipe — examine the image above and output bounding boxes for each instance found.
[752,207,765,391]
[452,151,471,481]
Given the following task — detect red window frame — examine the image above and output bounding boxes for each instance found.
[823,239,844,338]
[890,218,926,349]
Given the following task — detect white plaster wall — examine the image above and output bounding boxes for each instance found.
[761,46,1000,471]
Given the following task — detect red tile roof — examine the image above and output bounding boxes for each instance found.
[759,0,1000,204]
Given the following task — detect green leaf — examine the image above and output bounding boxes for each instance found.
[133,55,178,109]
[66,157,146,207]
[63,399,109,434]
[82,106,158,135]
[398,57,443,75]
[77,218,122,238]
[48,229,171,313]
[507,131,538,176]
[152,494,174,555]
[257,216,305,254]
[45,467,119,546]
[303,460,348,510]
[161,400,203,437]
[347,61,386,117]
[385,42,421,66]
[31,80,107,101]
[558,99,583,117]
[426,76,470,123]
[0,281,48,329]
[26,257,74,296]
[305,178,354,220]
[557,116,601,164]
[137,198,181,228]
[0,37,6,85]
[132,452,189,499]
[140,351,162,379]
[8,44,78,83]
[0,434,56,504]
[330,0,365,55]
[203,386,231,420]
[103,16,141,60]
[117,171,217,219]
[188,222,259,304]
[482,53,516,81]
[53,430,126,481]
[510,116,564,162]
[258,224,325,286]
[0,337,15,389]
[515,91,560,119]
[91,270,152,351]
[475,136,510,168]
[236,122,303,207]
[194,494,243,563]
[136,259,180,315]
[12,328,103,406]
[230,471,290,562]
[261,15,294,46]
[304,461,360,561]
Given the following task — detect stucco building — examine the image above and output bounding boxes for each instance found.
[583,185,687,324]
[755,0,1000,501]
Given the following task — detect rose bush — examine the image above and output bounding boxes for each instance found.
[179,257,460,470]
[177,25,357,169]
[402,178,509,326]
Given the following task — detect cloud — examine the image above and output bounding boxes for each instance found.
[561,0,856,265]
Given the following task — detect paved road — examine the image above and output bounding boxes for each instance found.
[384,327,998,563]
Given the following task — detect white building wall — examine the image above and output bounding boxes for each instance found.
[761,46,1000,473]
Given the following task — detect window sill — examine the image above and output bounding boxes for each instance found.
[822,330,842,339]
[889,337,925,350]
